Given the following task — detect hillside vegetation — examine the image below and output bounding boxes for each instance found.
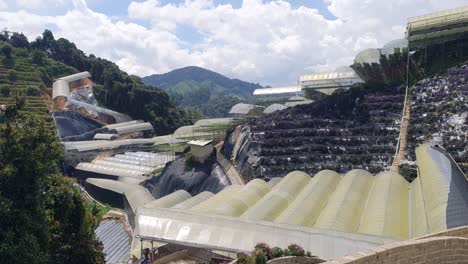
[143,66,262,117]
[0,29,195,135]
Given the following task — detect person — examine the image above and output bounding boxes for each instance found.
[140,248,150,264]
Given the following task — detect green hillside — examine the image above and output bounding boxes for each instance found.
[0,30,194,135]
[143,66,262,117]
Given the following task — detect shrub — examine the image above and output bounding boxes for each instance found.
[287,244,305,257]
[254,253,267,264]
[237,253,254,264]
[271,247,283,258]
[184,153,195,171]
[26,86,40,96]
[0,85,10,97]
[254,243,272,260]
[306,251,312,257]
[283,249,290,256]
[7,70,18,81]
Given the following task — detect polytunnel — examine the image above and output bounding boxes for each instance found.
[275,170,341,226]
[314,169,374,233]
[357,171,409,239]
[241,171,310,221]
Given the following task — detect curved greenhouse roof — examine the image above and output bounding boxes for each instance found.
[263,104,287,114]
[381,38,408,55]
[228,103,256,115]
[355,48,381,64]
[134,144,468,259]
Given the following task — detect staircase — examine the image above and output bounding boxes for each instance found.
[391,95,412,172]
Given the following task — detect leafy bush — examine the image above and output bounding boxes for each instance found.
[271,247,283,258]
[0,43,12,58]
[287,244,305,257]
[0,85,10,97]
[254,243,272,260]
[237,253,254,264]
[283,248,290,256]
[26,86,40,96]
[7,70,17,81]
[254,253,267,264]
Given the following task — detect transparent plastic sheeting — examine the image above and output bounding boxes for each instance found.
[110,123,154,135]
[70,86,98,106]
[68,99,131,123]
[92,159,154,173]
[136,207,397,260]
[414,143,468,234]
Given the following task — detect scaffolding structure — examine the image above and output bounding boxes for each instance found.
[407,6,468,75]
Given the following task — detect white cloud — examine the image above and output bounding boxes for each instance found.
[0,0,7,10]
[0,0,466,85]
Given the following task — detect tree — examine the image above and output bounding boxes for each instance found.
[0,85,10,97]
[32,49,46,65]
[0,95,57,264]
[1,43,13,58]
[9,32,30,49]
[0,96,104,264]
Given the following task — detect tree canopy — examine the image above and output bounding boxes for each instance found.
[0,95,104,264]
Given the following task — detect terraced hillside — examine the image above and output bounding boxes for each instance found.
[225,85,405,179]
[406,63,468,174]
[0,41,76,124]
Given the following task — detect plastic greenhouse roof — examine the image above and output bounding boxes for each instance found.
[408,6,468,30]
[253,86,300,96]
[263,104,287,114]
[228,103,256,115]
[354,48,382,64]
[132,144,468,258]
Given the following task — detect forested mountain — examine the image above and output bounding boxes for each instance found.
[143,66,262,117]
[0,29,196,135]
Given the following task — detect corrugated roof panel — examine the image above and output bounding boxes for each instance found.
[241,171,310,221]
[314,169,374,233]
[275,170,341,226]
[143,190,192,209]
[172,192,215,210]
[208,179,271,217]
[358,171,409,239]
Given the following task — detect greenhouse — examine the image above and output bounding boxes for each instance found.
[133,144,468,259]
[299,68,363,95]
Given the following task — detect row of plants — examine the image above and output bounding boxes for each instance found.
[237,243,317,264]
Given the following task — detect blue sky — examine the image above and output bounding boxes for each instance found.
[0,0,465,85]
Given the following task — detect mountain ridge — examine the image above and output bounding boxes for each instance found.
[142,66,262,117]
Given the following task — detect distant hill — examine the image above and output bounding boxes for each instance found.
[143,66,262,117]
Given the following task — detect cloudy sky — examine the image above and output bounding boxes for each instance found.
[0,0,465,85]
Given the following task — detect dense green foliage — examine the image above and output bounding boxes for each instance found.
[0,96,104,264]
[1,29,194,135]
[143,66,262,117]
[237,243,315,264]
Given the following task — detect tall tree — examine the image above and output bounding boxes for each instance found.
[0,96,104,264]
